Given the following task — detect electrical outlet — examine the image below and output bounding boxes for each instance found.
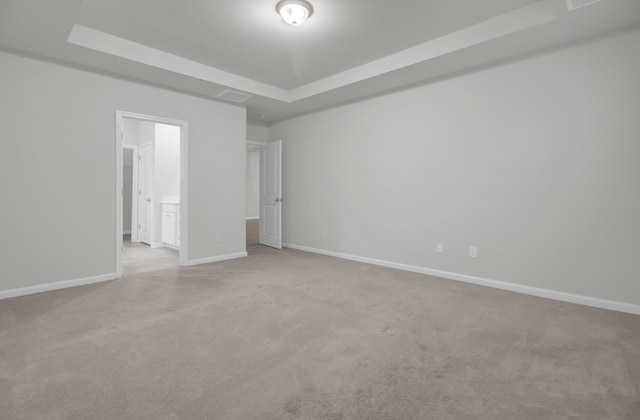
[437,243,444,253]
[469,246,477,258]
[215,233,222,242]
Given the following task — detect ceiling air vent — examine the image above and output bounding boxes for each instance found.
[566,0,602,11]
[215,89,252,103]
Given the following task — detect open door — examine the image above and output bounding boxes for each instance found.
[138,143,152,245]
[259,140,282,249]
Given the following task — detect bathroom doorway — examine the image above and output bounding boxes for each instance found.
[116,111,189,277]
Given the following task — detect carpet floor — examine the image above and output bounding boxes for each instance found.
[0,245,638,419]
[122,234,179,275]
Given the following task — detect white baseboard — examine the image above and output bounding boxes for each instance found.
[283,243,640,315]
[150,242,164,249]
[0,273,116,300]
[245,217,259,220]
[185,252,248,267]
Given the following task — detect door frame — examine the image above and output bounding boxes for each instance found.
[115,111,189,278]
[122,144,139,242]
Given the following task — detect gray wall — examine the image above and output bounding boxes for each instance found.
[123,118,140,146]
[269,29,640,306]
[247,123,269,142]
[0,50,246,292]
[138,121,155,147]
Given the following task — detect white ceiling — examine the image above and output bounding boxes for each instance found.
[1,0,639,124]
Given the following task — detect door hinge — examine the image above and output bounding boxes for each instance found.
[138,155,142,161]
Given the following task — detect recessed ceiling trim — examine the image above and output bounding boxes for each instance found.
[566,0,602,11]
[289,0,558,101]
[67,0,558,104]
[67,24,290,101]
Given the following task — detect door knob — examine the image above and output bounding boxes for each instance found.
[146,199,151,202]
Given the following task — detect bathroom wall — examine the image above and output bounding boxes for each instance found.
[153,123,181,245]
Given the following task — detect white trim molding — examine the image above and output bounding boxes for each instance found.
[283,243,640,315]
[245,217,259,220]
[0,273,116,300]
[185,252,248,267]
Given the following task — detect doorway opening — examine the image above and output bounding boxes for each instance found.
[246,142,261,247]
[116,111,189,277]
[246,139,282,250]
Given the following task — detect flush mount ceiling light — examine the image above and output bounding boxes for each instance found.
[276,0,314,26]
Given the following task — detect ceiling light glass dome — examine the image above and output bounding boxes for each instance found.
[276,0,314,26]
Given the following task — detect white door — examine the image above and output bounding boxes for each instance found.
[138,144,152,245]
[259,140,282,249]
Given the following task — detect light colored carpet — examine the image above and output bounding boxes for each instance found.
[122,234,179,275]
[1,245,638,419]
